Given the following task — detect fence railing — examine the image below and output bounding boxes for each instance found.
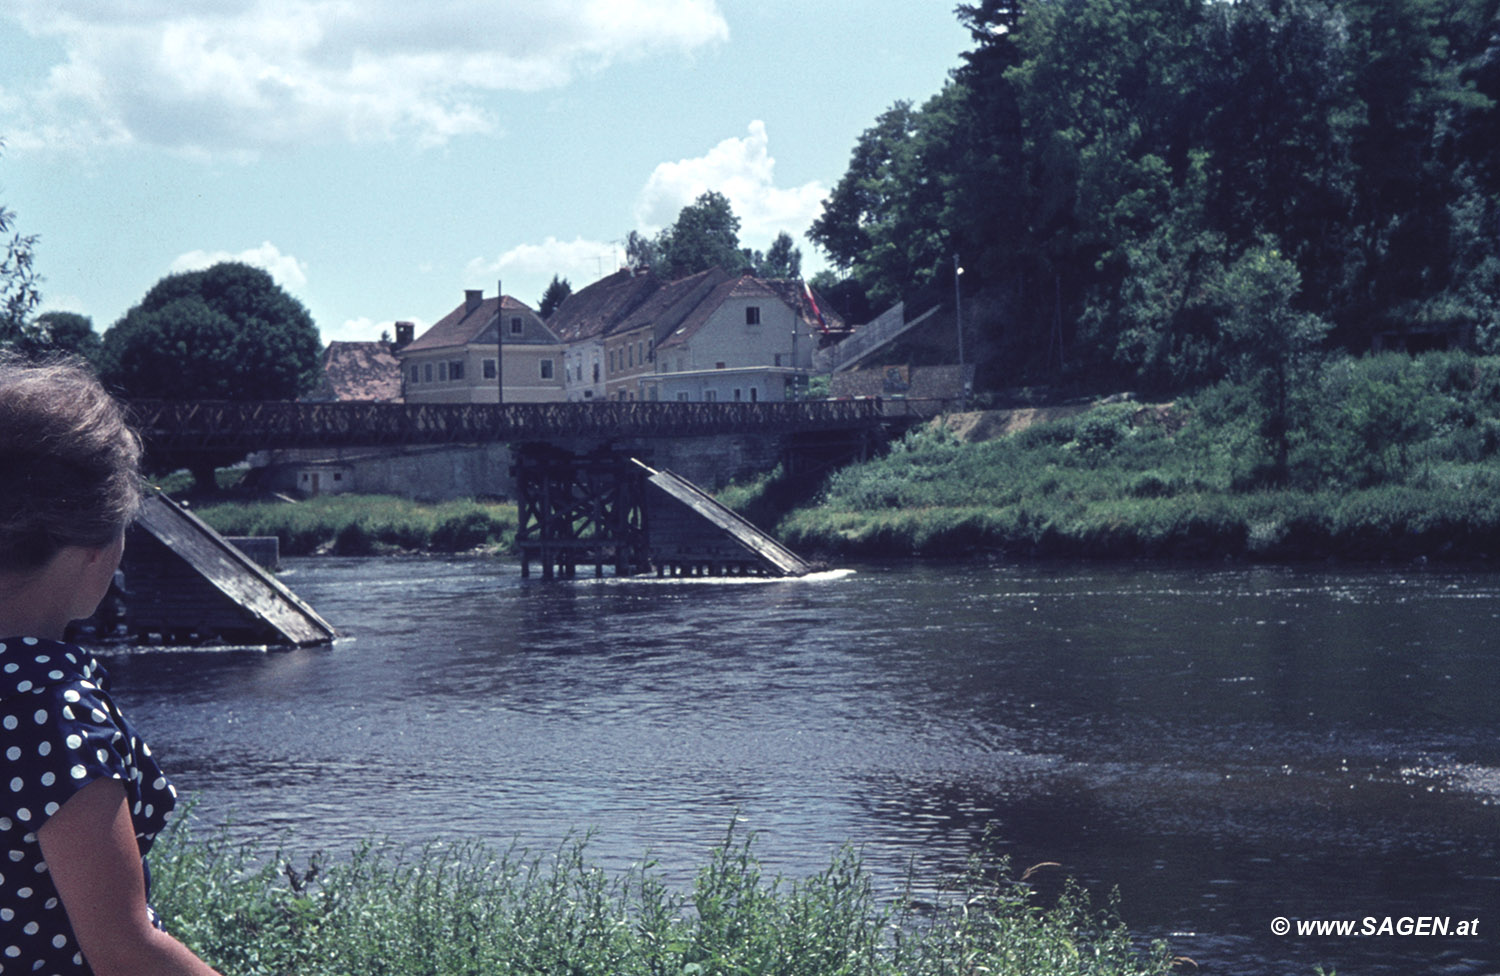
[126,398,890,452]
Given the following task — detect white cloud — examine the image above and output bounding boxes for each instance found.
[322,315,423,344]
[633,120,828,248]
[169,240,310,293]
[467,235,623,297]
[1,0,728,155]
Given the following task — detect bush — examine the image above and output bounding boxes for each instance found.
[148,818,1176,976]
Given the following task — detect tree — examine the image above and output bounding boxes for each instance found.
[660,191,746,277]
[754,232,802,279]
[1,146,41,343]
[23,311,102,365]
[538,275,572,318]
[1206,241,1332,483]
[100,262,322,400]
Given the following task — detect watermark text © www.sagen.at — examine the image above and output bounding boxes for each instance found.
[1270,916,1481,937]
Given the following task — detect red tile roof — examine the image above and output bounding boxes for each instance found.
[545,269,661,343]
[405,294,547,352]
[306,341,403,402]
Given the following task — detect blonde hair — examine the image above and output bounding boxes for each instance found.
[0,354,143,572]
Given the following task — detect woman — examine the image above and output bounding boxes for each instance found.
[0,355,222,975]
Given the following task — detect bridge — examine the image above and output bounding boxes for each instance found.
[127,398,909,580]
[127,398,892,456]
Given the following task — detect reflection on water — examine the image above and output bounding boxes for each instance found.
[102,558,1500,976]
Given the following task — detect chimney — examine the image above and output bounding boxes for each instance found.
[465,289,484,313]
[394,321,415,350]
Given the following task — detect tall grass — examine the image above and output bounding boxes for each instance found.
[193,495,516,556]
[148,819,1177,976]
[778,352,1500,562]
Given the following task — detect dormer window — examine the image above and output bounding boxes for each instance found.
[510,317,524,335]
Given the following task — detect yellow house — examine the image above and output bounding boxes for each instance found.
[399,289,564,403]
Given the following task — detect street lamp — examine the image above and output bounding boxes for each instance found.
[954,253,966,410]
[953,254,965,369]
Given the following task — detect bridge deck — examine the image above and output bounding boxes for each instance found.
[128,399,889,454]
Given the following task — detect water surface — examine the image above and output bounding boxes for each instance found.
[105,558,1500,975]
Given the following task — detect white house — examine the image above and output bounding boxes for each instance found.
[545,269,662,402]
[645,275,837,403]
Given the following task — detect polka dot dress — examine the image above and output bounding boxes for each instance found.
[1,637,177,975]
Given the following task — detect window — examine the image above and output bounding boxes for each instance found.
[424,363,434,382]
[510,316,524,335]
[483,359,496,379]
[449,360,464,381]
[704,390,717,402]
[438,362,448,381]
[409,365,420,384]
[733,388,742,402]
[593,362,600,383]
[749,387,758,402]
[715,362,726,370]
[627,345,634,368]
[540,359,554,380]
[745,306,760,325]
[774,353,783,367]
[676,392,690,402]
[609,350,616,373]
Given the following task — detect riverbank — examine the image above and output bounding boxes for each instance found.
[777,352,1500,564]
[191,493,516,556]
[151,818,1177,976]
[185,351,1500,565]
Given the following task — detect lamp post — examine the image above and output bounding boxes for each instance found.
[954,255,966,409]
[504,278,510,404]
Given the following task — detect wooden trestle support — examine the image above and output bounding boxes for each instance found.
[513,444,650,580]
[512,445,814,580]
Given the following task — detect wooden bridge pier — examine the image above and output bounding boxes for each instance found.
[512,446,813,580]
[513,444,651,580]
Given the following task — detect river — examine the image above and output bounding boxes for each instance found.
[102,556,1500,975]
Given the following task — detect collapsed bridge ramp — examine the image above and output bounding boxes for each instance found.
[123,489,337,645]
[632,459,813,577]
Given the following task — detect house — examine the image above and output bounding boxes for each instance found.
[603,268,730,400]
[400,289,564,403]
[303,339,404,402]
[546,267,846,403]
[546,268,663,401]
[645,273,846,403]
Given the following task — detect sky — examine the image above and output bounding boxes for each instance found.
[0,1,971,345]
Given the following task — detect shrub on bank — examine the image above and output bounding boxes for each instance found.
[775,352,1500,563]
[148,819,1177,976]
[194,495,516,556]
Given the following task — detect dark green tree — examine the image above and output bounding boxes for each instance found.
[25,311,102,364]
[1207,240,1332,483]
[537,275,572,318]
[1,152,41,343]
[808,93,959,310]
[100,262,322,400]
[755,231,802,279]
[660,191,747,277]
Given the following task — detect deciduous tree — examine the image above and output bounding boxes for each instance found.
[100,262,321,400]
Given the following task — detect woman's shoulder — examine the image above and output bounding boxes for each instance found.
[0,636,102,699]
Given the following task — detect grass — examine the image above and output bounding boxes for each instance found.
[190,494,517,556]
[769,351,1500,562]
[148,817,1179,976]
